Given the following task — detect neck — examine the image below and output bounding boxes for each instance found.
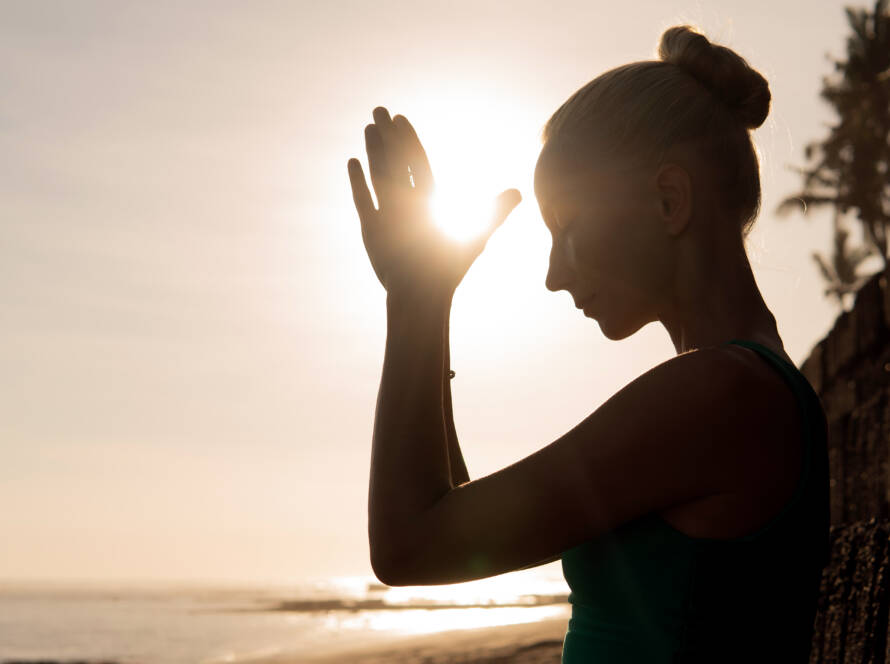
[657,227,781,356]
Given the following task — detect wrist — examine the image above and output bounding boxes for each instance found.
[386,288,453,316]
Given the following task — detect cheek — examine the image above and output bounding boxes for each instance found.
[571,221,664,304]
[568,223,620,279]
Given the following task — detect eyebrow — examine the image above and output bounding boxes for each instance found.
[540,187,582,218]
[536,176,587,208]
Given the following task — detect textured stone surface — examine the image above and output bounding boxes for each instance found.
[802,270,890,526]
[854,275,885,356]
[826,310,857,377]
[800,269,890,662]
[824,379,858,420]
[883,270,890,330]
[808,519,890,664]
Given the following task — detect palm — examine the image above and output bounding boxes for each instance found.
[347,107,521,299]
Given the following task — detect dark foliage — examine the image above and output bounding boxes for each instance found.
[777,0,890,309]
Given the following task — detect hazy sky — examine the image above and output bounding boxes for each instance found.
[1,0,873,584]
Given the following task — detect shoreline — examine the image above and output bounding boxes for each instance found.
[249,593,569,613]
[246,616,569,663]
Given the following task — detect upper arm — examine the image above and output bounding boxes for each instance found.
[373,347,776,586]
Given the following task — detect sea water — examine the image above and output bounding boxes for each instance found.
[0,568,570,663]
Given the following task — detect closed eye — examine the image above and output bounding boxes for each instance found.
[543,208,577,237]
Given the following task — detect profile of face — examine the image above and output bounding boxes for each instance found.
[533,142,675,340]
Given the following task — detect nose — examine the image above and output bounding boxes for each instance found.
[545,243,574,292]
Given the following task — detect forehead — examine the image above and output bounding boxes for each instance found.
[534,143,611,210]
[535,148,580,204]
[535,141,649,209]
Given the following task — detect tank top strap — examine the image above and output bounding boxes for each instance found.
[722,339,811,398]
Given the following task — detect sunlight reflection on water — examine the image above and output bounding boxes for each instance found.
[0,569,570,663]
[378,568,568,606]
[317,568,571,636]
[329,604,570,635]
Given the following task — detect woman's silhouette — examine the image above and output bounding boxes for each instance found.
[347,25,829,663]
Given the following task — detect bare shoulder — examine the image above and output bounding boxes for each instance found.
[626,342,784,416]
[598,343,799,496]
[532,344,797,531]
[717,343,800,429]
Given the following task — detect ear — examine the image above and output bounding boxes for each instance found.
[654,163,692,236]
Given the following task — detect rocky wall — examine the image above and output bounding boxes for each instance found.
[799,267,890,525]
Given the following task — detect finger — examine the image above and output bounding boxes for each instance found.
[374,107,412,193]
[348,158,377,226]
[372,106,394,130]
[393,114,434,195]
[371,106,396,164]
[464,190,522,261]
[488,189,522,233]
[365,123,395,210]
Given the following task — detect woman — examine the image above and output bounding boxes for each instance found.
[346,25,829,663]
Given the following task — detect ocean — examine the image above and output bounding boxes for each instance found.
[0,568,570,663]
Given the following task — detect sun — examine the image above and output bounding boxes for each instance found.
[428,182,497,244]
[400,88,538,246]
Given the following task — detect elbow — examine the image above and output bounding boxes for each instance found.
[369,514,437,586]
[370,547,413,587]
[370,527,422,586]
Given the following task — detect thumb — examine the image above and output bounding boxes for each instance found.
[489,188,522,233]
[491,189,522,230]
[465,188,523,259]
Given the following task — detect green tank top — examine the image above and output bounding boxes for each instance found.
[560,340,830,663]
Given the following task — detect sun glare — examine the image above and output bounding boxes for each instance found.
[400,87,537,247]
[381,87,555,371]
[429,185,496,243]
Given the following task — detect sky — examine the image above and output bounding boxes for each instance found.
[0,0,877,585]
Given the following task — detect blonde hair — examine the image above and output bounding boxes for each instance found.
[541,25,770,239]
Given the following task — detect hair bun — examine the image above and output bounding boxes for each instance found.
[657,25,770,130]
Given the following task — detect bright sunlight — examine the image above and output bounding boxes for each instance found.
[430,186,497,243]
[403,86,539,247]
[395,85,554,352]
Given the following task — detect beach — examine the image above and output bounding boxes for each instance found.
[0,574,571,664]
[254,617,568,664]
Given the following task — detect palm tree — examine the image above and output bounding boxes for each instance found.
[810,210,877,309]
[777,0,890,306]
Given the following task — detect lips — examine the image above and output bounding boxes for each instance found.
[574,294,596,309]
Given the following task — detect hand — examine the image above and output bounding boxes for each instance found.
[348,107,521,301]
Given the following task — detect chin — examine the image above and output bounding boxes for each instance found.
[596,312,649,341]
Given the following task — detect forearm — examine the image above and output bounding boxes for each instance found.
[443,316,469,485]
[368,291,454,567]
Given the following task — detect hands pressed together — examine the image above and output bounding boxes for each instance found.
[347,107,522,304]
